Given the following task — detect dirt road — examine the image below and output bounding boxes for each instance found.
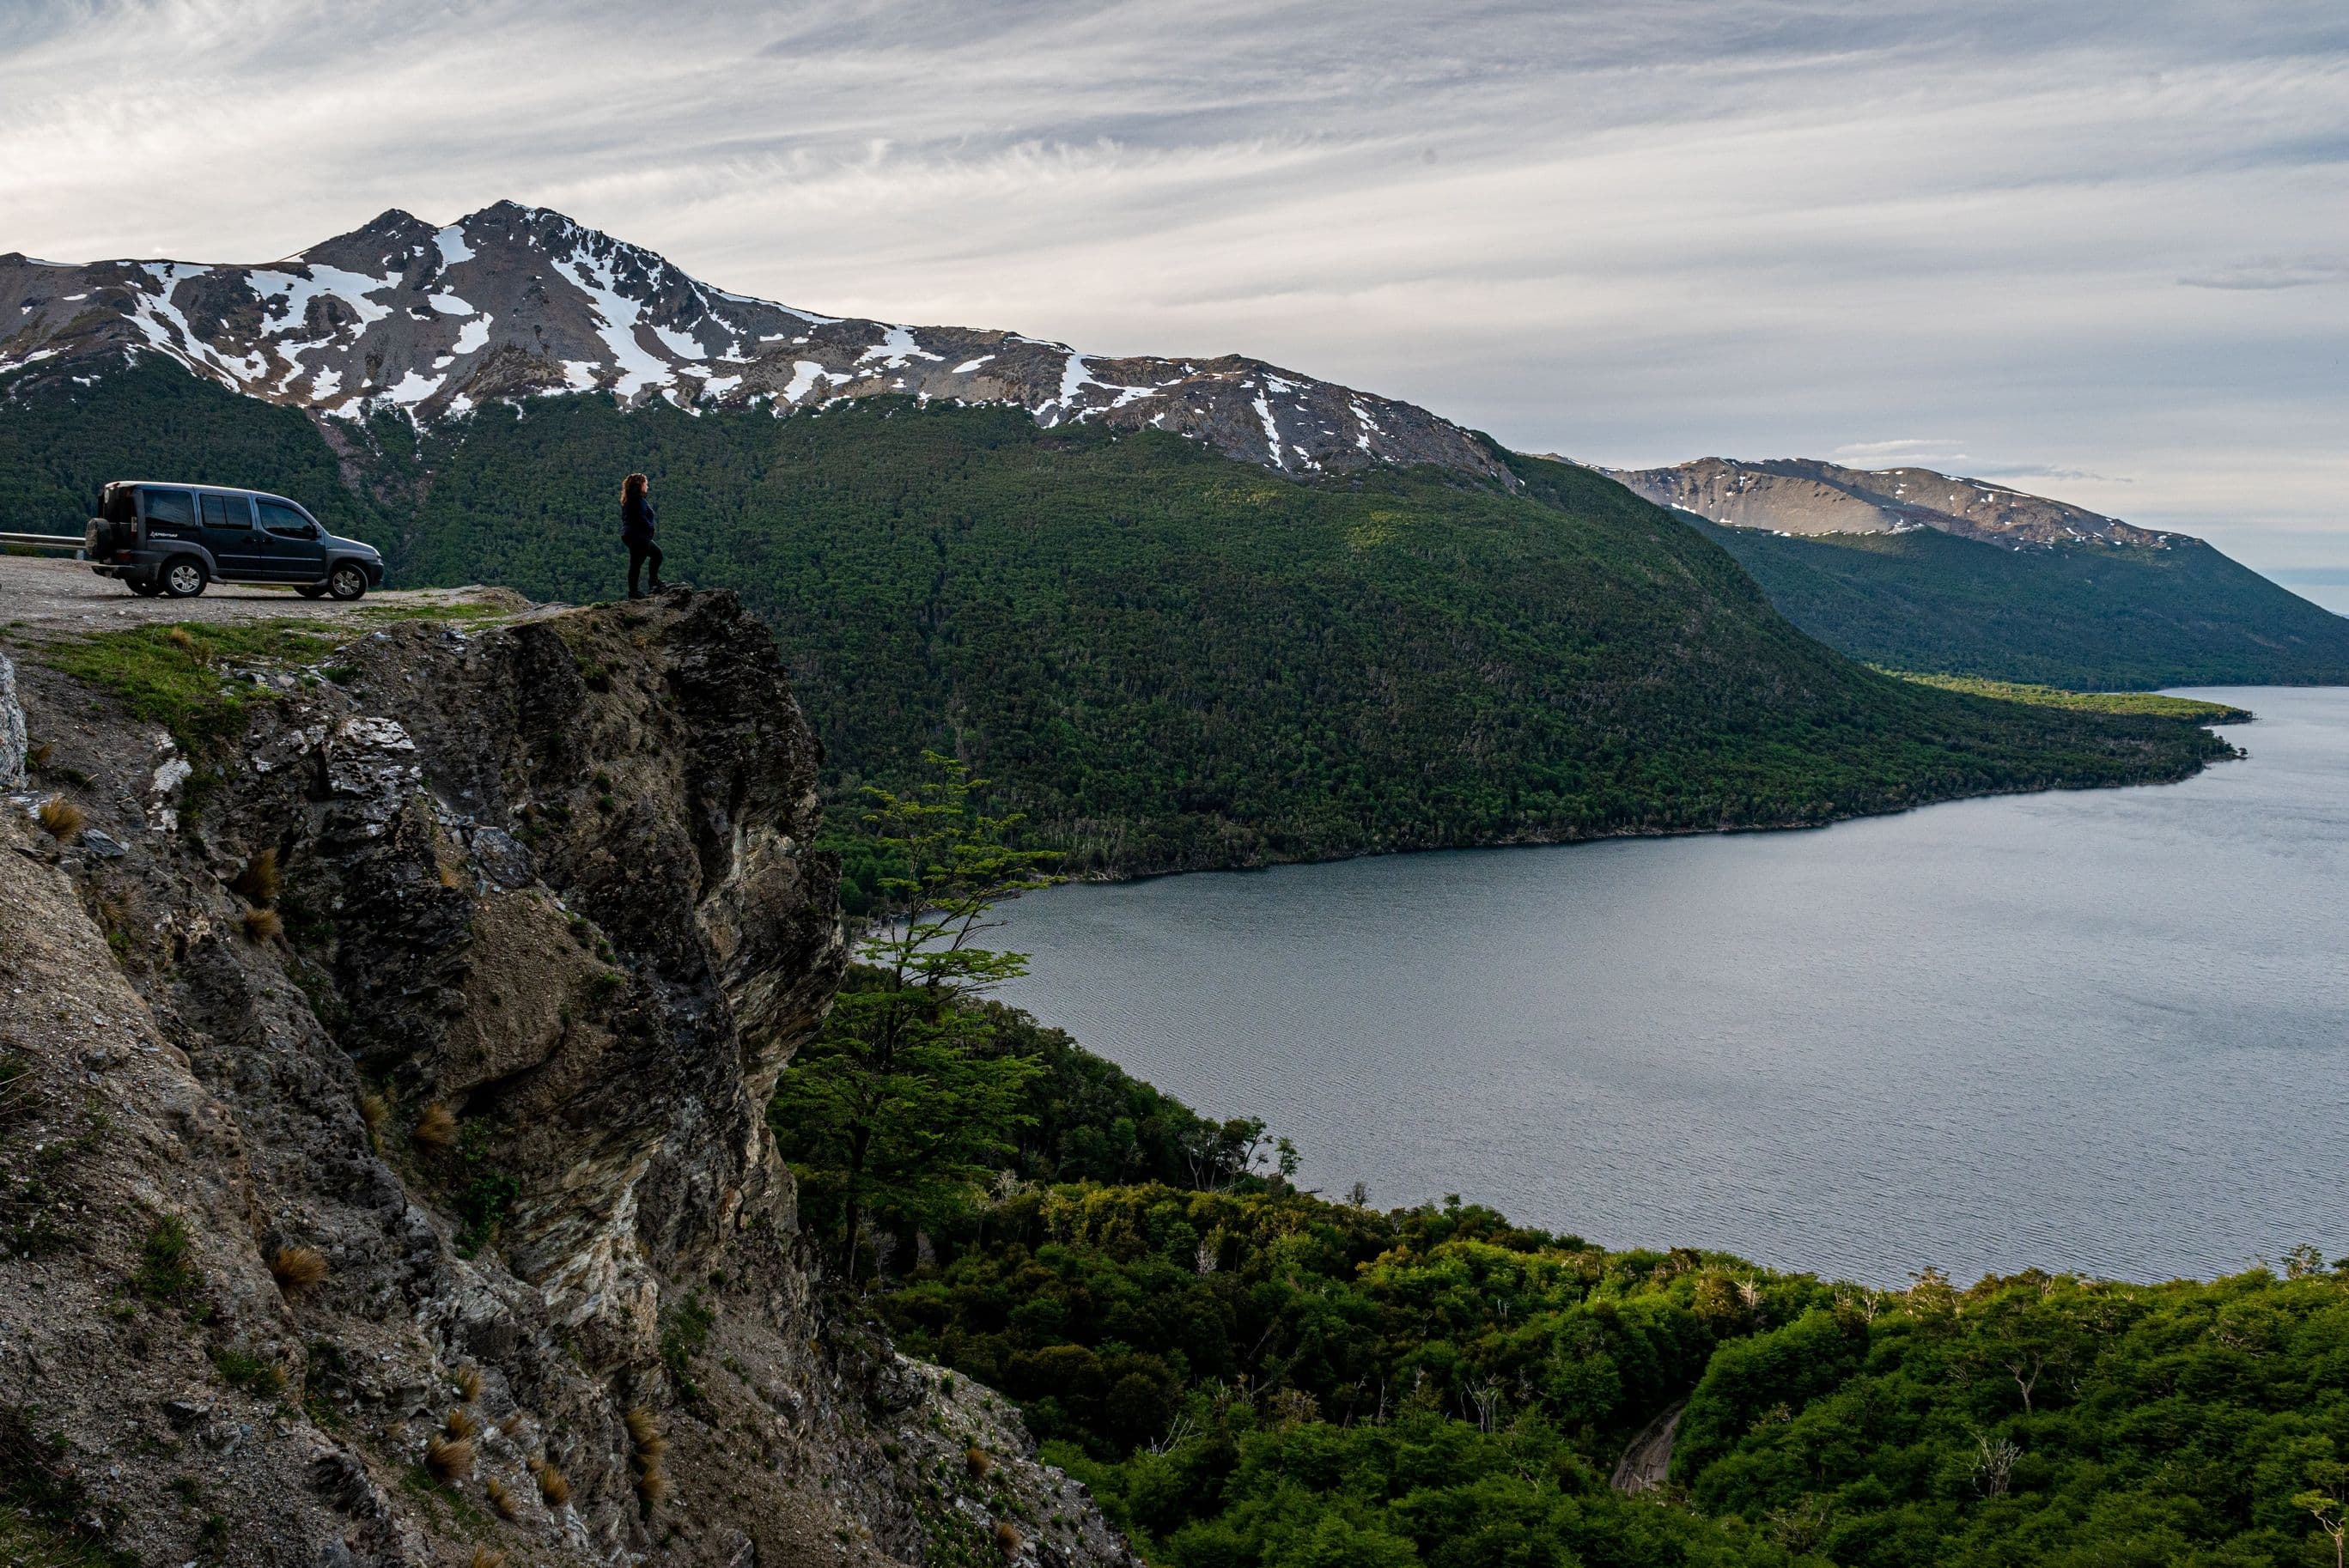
[1610,1401,1686,1493]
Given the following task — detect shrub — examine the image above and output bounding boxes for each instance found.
[34,799,83,842]
[423,1433,474,1484]
[411,1103,457,1150]
[270,1245,328,1295]
[241,906,283,942]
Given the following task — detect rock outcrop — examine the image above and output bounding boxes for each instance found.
[0,593,1134,1566]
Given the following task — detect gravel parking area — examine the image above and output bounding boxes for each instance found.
[0,552,539,631]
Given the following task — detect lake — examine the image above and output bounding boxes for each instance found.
[990,689,2348,1286]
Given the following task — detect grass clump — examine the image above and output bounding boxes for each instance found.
[269,1245,327,1296]
[210,1347,285,1398]
[455,1364,483,1404]
[442,1407,478,1441]
[33,800,82,843]
[530,1457,570,1508]
[483,1474,519,1520]
[240,907,282,942]
[994,1521,1023,1557]
[228,848,279,905]
[423,1434,474,1485]
[411,1103,457,1150]
[131,1214,198,1305]
[658,1291,715,1400]
[625,1406,667,1510]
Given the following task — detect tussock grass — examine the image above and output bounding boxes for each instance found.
[995,1521,1023,1557]
[456,1364,483,1403]
[531,1456,570,1507]
[229,848,279,905]
[965,1443,992,1480]
[33,799,82,842]
[467,1547,506,1568]
[423,1433,474,1484]
[443,1406,478,1441]
[411,1103,457,1150]
[270,1244,327,1295]
[483,1474,519,1520]
[241,907,283,942]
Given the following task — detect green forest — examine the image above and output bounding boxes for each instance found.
[746,768,2349,1568]
[0,361,2232,875]
[772,985,2349,1568]
[1688,518,2349,691]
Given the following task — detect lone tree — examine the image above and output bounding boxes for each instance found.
[771,754,1056,1282]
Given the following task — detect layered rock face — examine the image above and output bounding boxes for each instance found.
[0,596,1132,1566]
[0,201,1506,484]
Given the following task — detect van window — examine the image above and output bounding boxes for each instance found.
[258,501,314,538]
[200,494,253,530]
[143,489,197,528]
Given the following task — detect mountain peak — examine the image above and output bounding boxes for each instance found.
[0,207,1506,484]
[1604,455,2173,549]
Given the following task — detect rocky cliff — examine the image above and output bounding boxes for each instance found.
[0,594,1134,1567]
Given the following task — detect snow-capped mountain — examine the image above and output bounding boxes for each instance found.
[0,201,1506,483]
[1604,457,2174,548]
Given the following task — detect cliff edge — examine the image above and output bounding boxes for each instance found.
[0,593,1133,1566]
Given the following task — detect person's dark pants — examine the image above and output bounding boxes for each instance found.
[627,540,664,596]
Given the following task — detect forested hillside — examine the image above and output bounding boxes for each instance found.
[1,360,2232,873]
[778,982,2349,1568]
[1688,516,2349,690]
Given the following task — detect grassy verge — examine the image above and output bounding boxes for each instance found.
[1890,671,2252,722]
[39,623,344,753]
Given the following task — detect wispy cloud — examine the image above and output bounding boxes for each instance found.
[1,1,2346,571]
[2178,258,2349,289]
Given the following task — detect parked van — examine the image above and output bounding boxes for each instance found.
[84,481,386,599]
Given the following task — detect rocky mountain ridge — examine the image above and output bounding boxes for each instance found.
[0,201,1506,483]
[0,592,1135,1567]
[1604,456,2175,549]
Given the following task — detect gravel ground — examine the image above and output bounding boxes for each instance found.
[0,551,543,631]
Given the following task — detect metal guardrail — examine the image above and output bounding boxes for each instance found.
[0,533,85,553]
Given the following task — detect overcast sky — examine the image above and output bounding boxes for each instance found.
[7,1,2346,599]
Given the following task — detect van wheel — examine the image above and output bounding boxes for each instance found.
[326,562,368,602]
[161,558,207,599]
[295,584,327,599]
[128,577,162,598]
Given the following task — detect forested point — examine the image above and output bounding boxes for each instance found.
[1689,516,2349,691]
[1,360,2232,878]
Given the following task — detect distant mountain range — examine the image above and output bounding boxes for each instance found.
[0,201,1501,483]
[1604,456,2173,549]
[1604,457,2349,690]
[0,203,2236,874]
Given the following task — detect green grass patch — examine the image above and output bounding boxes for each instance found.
[1890,672,2252,721]
[208,1348,285,1398]
[130,1213,199,1306]
[41,623,344,754]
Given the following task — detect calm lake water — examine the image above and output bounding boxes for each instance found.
[991,689,2348,1287]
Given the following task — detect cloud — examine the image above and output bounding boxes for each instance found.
[0,0,2345,570]
[2177,258,2349,289]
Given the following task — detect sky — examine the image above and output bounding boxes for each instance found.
[6,0,2347,601]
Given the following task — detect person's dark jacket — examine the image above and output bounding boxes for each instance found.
[621,495,658,544]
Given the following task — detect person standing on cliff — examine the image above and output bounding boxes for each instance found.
[620,471,665,599]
